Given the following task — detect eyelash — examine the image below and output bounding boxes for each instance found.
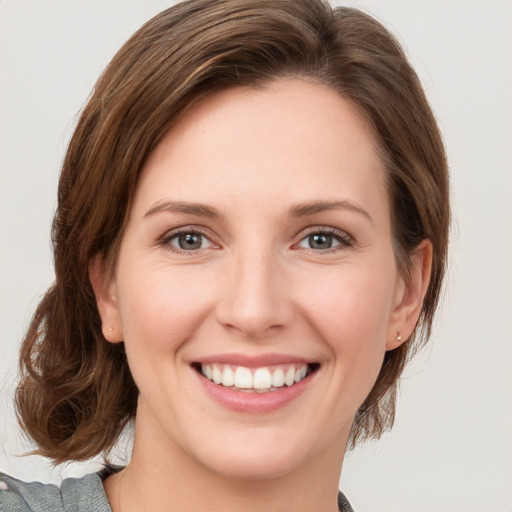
[159,226,354,254]
[293,227,354,253]
[159,227,215,253]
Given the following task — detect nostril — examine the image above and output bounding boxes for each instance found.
[214,269,294,338]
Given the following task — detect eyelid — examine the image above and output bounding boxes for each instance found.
[292,226,355,252]
[159,225,220,253]
[158,224,354,254]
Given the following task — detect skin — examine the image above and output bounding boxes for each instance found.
[90,79,431,512]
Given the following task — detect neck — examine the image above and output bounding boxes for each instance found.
[104,413,347,512]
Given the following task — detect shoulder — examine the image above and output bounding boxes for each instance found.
[0,470,113,512]
[1,473,63,512]
[1,470,351,512]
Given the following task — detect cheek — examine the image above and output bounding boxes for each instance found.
[294,264,395,384]
[298,264,395,338]
[115,262,214,362]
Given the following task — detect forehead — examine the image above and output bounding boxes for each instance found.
[134,79,388,220]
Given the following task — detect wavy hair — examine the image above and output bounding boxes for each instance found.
[16,0,449,463]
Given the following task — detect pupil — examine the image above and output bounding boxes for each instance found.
[179,233,201,250]
[309,234,332,249]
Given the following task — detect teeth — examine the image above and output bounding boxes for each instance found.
[212,366,222,384]
[284,367,295,386]
[234,367,253,389]
[253,368,272,389]
[271,368,284,387]
[222,366,234,387]
[200,363,311,391]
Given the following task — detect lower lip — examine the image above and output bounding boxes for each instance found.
[194,368,316,413]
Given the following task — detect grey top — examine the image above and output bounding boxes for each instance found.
[1,468,354,511]
[0,471,113,512]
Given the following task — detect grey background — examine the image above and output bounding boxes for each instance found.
[1,1,511,511]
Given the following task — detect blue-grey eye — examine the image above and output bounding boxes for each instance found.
[308,233,335,249]
[169,232,210,251]
[297,231,345,250]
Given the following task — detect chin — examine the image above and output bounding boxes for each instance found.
[199,444,308,482]
[185,421,331,482]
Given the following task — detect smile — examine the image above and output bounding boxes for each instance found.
[200,363,313,393]
[192,358,320,413]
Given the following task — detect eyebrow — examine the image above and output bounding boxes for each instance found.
[144,200,222,219]
[288,200,373,224]
[144,199,372,223]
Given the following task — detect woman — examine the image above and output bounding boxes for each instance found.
[0,0,449,510]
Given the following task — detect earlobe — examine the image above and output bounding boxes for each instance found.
[386,240,433,350]
[88,255,123,343]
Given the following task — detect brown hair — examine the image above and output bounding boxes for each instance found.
[16,0,449,463]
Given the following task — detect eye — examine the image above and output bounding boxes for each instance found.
[295,228,353,252]
[163,229,216,252]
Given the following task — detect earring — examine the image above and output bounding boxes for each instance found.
[396,333,403,342]
[108,327,113,333]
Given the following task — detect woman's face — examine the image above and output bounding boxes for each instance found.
[94,79,422,480]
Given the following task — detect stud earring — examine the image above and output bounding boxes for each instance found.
[396,333,403,343]
[108,327,113,333]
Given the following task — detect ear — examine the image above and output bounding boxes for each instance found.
[386,240,433,350]
[88,254,123,343]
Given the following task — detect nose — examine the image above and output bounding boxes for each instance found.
[215,248,294,339]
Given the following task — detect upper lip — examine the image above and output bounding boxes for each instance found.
[191,353,317,368]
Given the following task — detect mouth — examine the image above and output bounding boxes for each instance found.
[191,362,320,394]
